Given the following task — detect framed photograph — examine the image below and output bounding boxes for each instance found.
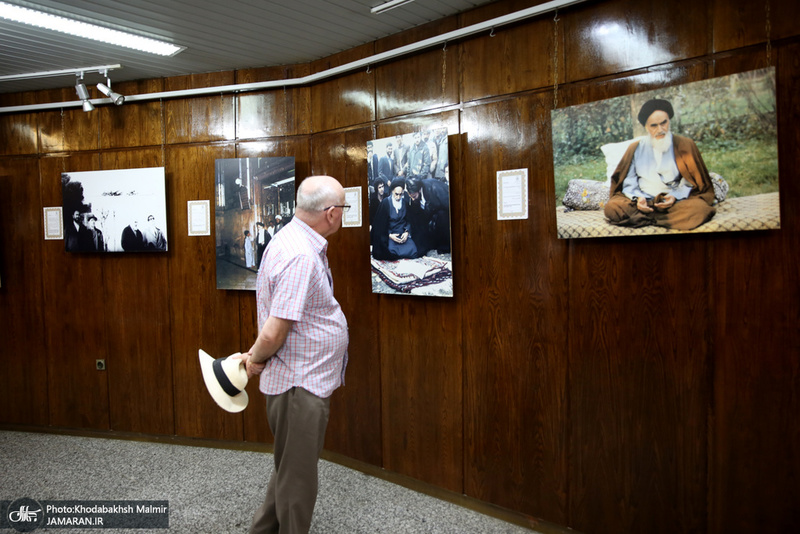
[61,167,168,253]
[215,157,295,291]
[551,67,779,239]
[367,127,453,297]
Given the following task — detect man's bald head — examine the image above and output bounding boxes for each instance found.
[297,176,344,212]
[295,175,346,237]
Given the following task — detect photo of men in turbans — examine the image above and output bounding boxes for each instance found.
[551,67,779,239]
[367,127,453,297]
[61,167,168,253]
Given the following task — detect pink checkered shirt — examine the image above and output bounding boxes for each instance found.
[255,217,349,398]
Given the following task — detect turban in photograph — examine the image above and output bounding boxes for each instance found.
[638,99,675,126]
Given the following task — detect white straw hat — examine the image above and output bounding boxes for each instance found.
[199,349,249,413]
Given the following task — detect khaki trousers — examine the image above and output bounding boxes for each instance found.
[249,387,331,534]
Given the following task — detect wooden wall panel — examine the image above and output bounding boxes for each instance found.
[374,18,460,119]
[0,89,38,107]
[164,72,236,144]
[309,43,376,133]
[238,285,263,440]
[166,143,244,440]
[38,88,100,153]
[310,72,375,133]
[564,0,709,83]
[311,73,375,132]
[98,148,174,435]
[460,11,562,102]
[378,296,463,493]
[713,0,800,53]
[0,112,38,155]
[460,94,569,523]
[99,79,165,150]
[568,237,711,534]
[375,47,459,119]
[0,156,48,425]
[236,65,312,138]
[39,153,110,429]
[709,41,800,534]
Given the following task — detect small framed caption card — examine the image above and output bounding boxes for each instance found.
[497,169,529,220]
[188,200,211,236]
[44,207,64,240]
[342,187,363,228]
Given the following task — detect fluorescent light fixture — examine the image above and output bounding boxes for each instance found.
[371,0,416,15]
[0,1,183,56]
[97,82,124,105]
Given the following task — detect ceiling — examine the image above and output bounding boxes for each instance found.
[0,0,495,94]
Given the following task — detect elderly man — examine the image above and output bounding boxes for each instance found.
[240,176,350,534]
[604,98,716,230]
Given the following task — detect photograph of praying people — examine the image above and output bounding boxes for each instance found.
[368,128,454,297]
[215,157,295,291]
[551,67,779,239]
[61,167,168,253]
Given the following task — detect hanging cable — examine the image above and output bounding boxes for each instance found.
[552,9,560,109]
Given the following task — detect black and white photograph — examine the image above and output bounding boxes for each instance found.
[61,167,168,253]
[367,127,453,297]
[215,156,295,291]
[551,67,779,239]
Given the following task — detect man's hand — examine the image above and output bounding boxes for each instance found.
[654,194,676,210]
[636,196,654,213]
[235,352,266,379]
[389,232,408,244]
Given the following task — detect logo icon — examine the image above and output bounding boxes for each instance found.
[7,498,44,532]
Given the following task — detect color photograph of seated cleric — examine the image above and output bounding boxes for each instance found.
[62,167,168,253]
[551,67,779,239]
[367,128,453,297]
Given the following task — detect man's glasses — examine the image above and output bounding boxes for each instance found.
[323,205,351,212]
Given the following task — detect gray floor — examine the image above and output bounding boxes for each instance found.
[0,431,540,533]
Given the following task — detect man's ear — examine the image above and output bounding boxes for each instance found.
[324,207,335,225]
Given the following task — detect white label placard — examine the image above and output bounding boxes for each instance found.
[497,169,529,220]
[342,187,362,228]
[188,200,211,236]
[44,206,64,240]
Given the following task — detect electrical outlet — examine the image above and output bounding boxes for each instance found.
[96,359,106,371]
